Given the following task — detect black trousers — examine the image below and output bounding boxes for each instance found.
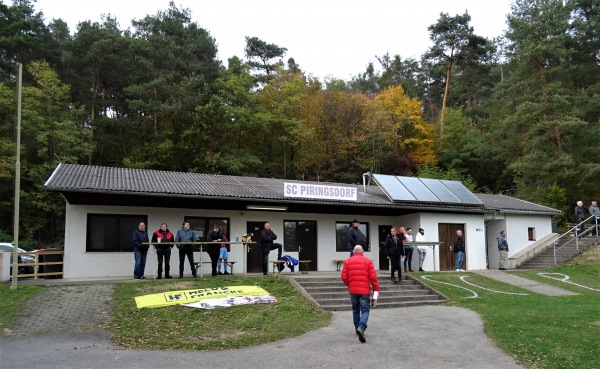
[179,248,196,276]
[390,255,402,279]
[208,248,220,276]
[156,248,171,276]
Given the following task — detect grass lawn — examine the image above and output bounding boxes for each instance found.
[412,246,600,369]
[109,275,332,350]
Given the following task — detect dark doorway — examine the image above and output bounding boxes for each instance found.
[438,223,465,271]
[285,220,317,271]
[378,225,393,270]
[246,221,266,273]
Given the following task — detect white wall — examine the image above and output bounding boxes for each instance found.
[63,203,551,278]
[418,213,487,270]
[486,214,554,270]
[64,204,399,278]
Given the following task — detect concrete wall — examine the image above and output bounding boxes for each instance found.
[62,203,554,278]
[420,213,487,270]
[64,204,401,278]
[486,214,554,269]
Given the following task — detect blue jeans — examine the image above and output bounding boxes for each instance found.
[455,251,464,270]
[350,294,371,332]
[134,250,147,278]
[404,247,414,270]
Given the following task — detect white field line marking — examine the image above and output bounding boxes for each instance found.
[538,273,600,292]
[460,276,529,295]
[421,275,478,299]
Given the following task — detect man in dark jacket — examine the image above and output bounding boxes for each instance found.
[206,224,224,277]
[151,223,174,279]
[131,221,149,280]
[453,230,465,272]
[260,223,278,275]
[347,219,366,256]
[384,227,404,283]
[175,222,196,278]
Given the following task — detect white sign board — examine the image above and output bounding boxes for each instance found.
[284,182,357,201]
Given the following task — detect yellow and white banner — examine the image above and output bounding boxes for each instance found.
[135,286,274,309]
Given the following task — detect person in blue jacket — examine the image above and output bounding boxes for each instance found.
[131,221,149,279]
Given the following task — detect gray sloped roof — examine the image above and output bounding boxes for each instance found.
[43,164,559,215]
[475,193,561,215]
[44,163,388,205]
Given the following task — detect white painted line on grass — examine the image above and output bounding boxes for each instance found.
[421,275,478,299]
[538,273,600,292]
[460,276,529,295]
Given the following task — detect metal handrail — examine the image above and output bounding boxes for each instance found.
[552,215,597,265]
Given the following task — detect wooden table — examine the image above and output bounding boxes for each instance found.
[143,242,255,277]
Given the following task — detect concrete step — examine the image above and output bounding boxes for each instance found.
[309,289,436,300]
[300,283,423,292]
[516,239,598,269]
[293,275,446,310]
[323,299,446,311]
[294,280,419,288]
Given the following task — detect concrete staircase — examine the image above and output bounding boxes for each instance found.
[517,234,599,270]
[292,274,446,311]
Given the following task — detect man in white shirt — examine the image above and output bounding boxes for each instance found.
[415,228,427,272]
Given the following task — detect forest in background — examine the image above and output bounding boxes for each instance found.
[1,0,599,247]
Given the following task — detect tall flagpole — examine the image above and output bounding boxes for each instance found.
[11,63,22,290]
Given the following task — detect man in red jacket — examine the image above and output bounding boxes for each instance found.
[341,245,380,343]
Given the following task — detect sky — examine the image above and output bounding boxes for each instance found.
[33,0,514,81]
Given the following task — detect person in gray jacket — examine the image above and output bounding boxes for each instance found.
[175,222,197,278]
[589,201,600,236]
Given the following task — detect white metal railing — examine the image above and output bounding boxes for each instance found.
[552,215,597,265]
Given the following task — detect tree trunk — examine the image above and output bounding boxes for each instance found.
[440,60,453,141]
[154,87,158,133]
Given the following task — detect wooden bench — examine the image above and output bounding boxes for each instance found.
[194,261,237,276]
[271,260,312,274]
[298,260,311,274]
[333,259,345,271]
[271,260,286,275]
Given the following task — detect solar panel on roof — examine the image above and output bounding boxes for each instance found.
[372,174,482,205]
[396,176,439,202]
[419,178,461,203]
[440,180,482,204]
[371,174,416,201]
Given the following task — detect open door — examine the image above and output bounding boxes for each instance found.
[438,223,465,271]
